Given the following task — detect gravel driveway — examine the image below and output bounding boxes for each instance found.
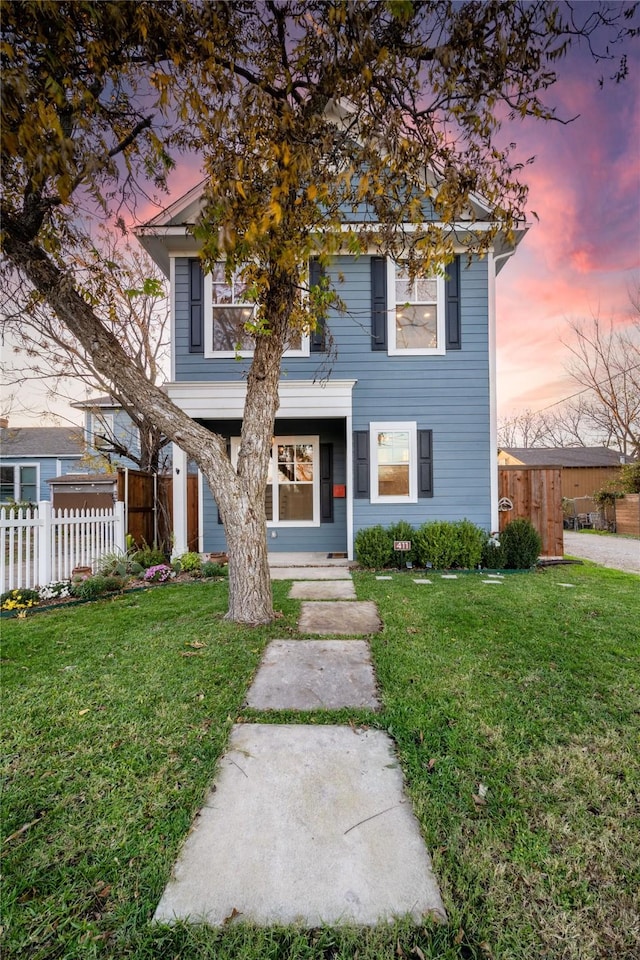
[563,531,640,575]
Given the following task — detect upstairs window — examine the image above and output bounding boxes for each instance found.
[211,264,255,354]
[205,263,308,358]
[388,261,446,356]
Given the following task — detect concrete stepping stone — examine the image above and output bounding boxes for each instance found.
[376,575,393,580]
[153,724,446,928]
[245,640,380,710]
[289,580,357,600]
[413,579,432,585]
[270,566,353,580]
[298,600,381,635]
[482,579,504,584]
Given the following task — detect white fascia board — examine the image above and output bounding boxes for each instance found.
[166,380,357,419]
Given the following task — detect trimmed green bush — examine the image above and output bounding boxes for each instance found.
[354,525,394,568]
[481,533,506,570]
[454,519,485,569]
[500,518,542,569]
[414,519,485,569]
[388,520,417,564]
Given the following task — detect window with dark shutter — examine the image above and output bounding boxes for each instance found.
[371,257,387,351]
[418,429,434,498]
[309,259,326,353]
[353,431,370,498]
[320,443,333,522]
[445,256,461,350]
[189,259,204,353]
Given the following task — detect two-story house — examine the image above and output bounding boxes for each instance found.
[137,181,525,560]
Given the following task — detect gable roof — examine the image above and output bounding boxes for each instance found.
[71,395,120,410]
[499,447,631,468]
[0,426,84,458]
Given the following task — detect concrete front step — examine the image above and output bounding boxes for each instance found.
[153,724,446,928]
[245,639,380,711]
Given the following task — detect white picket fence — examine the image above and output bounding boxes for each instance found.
[1,501,126,592]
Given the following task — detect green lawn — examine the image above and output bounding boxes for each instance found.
[2,566,639,959]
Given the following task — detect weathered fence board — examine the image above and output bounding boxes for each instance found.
[615,494,640,537]
[498,466,563,558]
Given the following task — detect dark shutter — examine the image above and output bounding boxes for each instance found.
[353,430,370,499]
[418,429,434,498]
[309,258,326,353]
[445,256,461,350]
[189,259,204,353]
[371,257,387,351]
[320,443,333,522]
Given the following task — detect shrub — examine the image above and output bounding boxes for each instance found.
[72,576,109,600]
[620,461,640,494]
[177,551,202,572]
[481,532,506,570]
[388,520,417,564]
[201,561,228,578]
[500,518,542,569]
[414,521,455,568]
[131,543,167,569]
[354,525,394,568]
[454,519,485,569]
[103,576,126,593]
[1,588,40,611]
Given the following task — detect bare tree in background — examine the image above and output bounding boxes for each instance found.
[499,287,640,455]
[1,238,170,473]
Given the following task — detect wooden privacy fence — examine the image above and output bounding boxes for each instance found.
[498,466,563,558]
[1,501,126,592]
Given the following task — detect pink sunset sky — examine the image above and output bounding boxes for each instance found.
[5,9,639,426]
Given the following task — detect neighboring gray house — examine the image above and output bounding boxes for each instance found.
[0,420,84,503]
[137,180,526,559]
[71,395,144,472]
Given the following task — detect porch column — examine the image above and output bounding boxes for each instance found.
[172,443,188,558]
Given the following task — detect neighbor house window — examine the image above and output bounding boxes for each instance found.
[388,261,445,355]
[204,263,308,358]
[231,436,320,526]
[0,464,38,503]
[90,413,115,451]
[369,422,417,503]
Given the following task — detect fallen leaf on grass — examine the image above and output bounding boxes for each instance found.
[412,946,426,960]
[179,651,201,657]
[4,816,44,844]
[223,906,242,925]
[425,758,437,772]
[78,708,90,716]
[187,641,207,649]
[455,927,465,944]
[472,794,487,806]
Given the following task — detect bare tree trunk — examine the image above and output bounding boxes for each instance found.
[2,227,280,625]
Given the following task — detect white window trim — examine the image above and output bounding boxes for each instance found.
[369,421,417,504]
[387,259,446,356]
[0,462,40,502]
[90,412,115,451]
[230,435,320,527]
[203,271,310,359]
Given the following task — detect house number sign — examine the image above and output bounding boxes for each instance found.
[393,540,412,551]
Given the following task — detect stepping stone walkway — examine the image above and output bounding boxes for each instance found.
[154,568,446,929]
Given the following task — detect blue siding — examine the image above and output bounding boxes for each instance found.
[174,252,493,539]
[198,418,347,554]
[0,455,82,501]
